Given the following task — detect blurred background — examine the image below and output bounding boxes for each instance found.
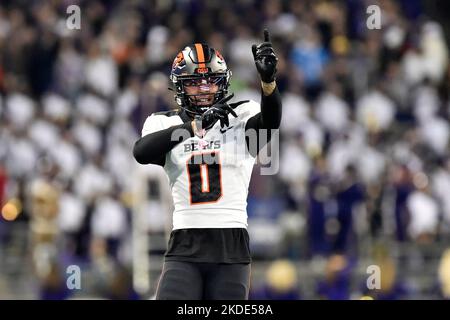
[0,0,450,300]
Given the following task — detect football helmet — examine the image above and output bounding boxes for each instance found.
[170,43,231,116]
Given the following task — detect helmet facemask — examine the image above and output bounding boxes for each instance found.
[179,74,229,115]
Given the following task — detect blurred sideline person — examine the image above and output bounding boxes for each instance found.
[438,248,450,299]
[133,29,281,300]
[360,245,410,300]
[250,259,301,300]
[316,254,352,300]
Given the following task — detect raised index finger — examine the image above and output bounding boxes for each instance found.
[263,28,270,42]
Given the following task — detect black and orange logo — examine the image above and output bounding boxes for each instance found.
[215,50,224,61]
[172,52,184,70]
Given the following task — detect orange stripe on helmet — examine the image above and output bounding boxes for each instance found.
[194,43,206,69]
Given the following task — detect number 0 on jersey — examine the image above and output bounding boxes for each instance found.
[186,152,222,204]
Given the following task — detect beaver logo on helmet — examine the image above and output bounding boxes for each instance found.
[169,43,232,116]
[172,52,185,72]
[215,50,224,62]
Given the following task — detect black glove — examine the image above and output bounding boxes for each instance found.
[195,94,249,131]
[252,29,278,83]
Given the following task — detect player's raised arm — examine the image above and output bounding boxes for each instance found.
[245,29,282,156]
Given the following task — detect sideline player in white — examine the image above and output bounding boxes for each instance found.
[133,29,281,300]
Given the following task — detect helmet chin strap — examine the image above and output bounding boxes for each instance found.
[179,96,212,119]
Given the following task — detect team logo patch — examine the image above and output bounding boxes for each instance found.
[215,50,224,61]
[172,52,184,71]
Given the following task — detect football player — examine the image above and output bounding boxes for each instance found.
[133,29,281,300]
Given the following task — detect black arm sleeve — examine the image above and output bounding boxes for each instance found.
[133,122,194,166]
[245,85,282,157]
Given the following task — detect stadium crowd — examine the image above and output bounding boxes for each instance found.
[0,0,449,299]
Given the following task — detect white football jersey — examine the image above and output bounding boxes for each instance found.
[141,100,261,230]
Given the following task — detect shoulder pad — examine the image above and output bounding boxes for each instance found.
[152,110,180,117]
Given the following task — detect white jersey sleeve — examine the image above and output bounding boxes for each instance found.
[235,99,261,125]
[141,114,165,137]
[141,112,183,137]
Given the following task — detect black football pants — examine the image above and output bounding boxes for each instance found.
[155,260,251,300]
